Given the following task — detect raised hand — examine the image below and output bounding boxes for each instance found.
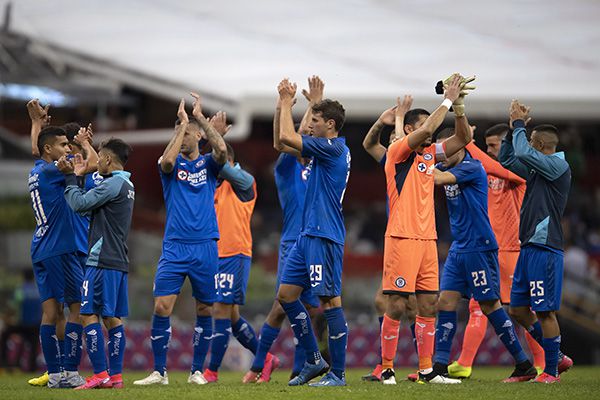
[396,95,413,120]
[177,98,189,123]
[209,111,232,136]
[509,100,532,128]
[74,123,94,145]
[301,75,324,104]
[57,156,74,174]
[27,99,51,126]
[73,153,88,176]
[443,74,463,103]
[190,93,204,120]
[277,78,297,104]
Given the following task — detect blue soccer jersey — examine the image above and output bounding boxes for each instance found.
[159,153,223,242]
[274,153,309,242]
[28,159,77,262]
[72,172,104,255]
[438,152,498,253]
[300,136,350,245]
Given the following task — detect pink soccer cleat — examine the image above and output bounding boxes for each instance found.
[533,372,560,384]
[558,355,573,375]
[257,353,281,383]
[203,369,218,383]
[242,370,259,384]
[75,372,110,390]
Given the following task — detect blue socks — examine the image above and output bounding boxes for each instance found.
[208,319,231,372]
[108,325,125,375]
[252,323,280,371]
[434,310,457,365]
[84,323,107,374]
[543,336,561,377]
[410,322,417,354]
[487,308,527,364]
[40,325,60,374]
[63,322,83,372]
[232,317,258,354]
[324,307,347,380]
[192,316,213,373]
[280,300,321,364]
[151,315,171,375]
[527,321,543,345]
[293,339,306,374]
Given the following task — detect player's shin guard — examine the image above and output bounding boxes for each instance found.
[40,325,61,374]
[208,319,231,372]
[232,317,258,354]
[64,322,83,372]
[192,316,212,373]
[324,307,348,380]
[543,336,560,377]
[487,308,527,364]
[151,315,171,375]
[415,315,435,372]
[252,323,280,371]
[433,311,457,366]
[524,329,545,369]
[280,300,321,364]
[108,325,126,375]
[84,323,108,374]
[380,314,400,370]
[457,300,487,367]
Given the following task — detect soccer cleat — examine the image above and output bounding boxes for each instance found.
[448,361,472,379]
[257,353,281,383]
[535,366,544,375]
[133,371,169,385]
[558,354,573,374]
[381,368,396,385]
[188,371,208,385]
[60,371,87,388]
[361,364,382,381]
[502,363,538,383]
[28,371,49,386]
[407,372,418,382]
[309,372,346,387]
[203,369,219,383]
[74,371,110,390]
[242,370,259,384]
[288,359,329,386]
[108,374,124,389]
[533,372,560,383]
[418,370,462,384]
[46,373,63,389]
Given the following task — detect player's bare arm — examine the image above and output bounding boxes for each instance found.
[27,99,51,157]
[407,74,462,150]
[160,99,189,173]
[298,75,324,135]
[363,106,396,162]
[433,168,457,185]
[191,92,228,165]
[273,97,302,157]
[278,79,303,152]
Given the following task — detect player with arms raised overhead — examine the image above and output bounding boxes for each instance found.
[134,95,227,386]
[276,78,350,387]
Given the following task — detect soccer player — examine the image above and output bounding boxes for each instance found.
[276,78,350,387]
[379,74,472,384]
[56,137,134,389]
[499,100,573,383]
[448,124,545,378]
[361,96,418,381]
[26,100,87,388]
[134,96,227,386]
[203,143,260,383]
[244,77,322,384]
[428,125,537,384]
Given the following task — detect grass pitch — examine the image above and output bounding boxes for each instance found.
[1,367,598,400]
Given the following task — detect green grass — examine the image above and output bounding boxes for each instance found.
[0,367,598,400]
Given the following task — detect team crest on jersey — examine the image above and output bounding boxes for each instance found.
[177,170,188,181]
[423,153,433,161]
[395,277,406,289]
[195,159,206,168]
[417,162,427,173]
[92,171,104,186]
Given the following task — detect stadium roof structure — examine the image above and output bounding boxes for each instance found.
[1,0,599,139]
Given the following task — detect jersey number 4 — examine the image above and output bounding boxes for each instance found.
[215,273,234,289]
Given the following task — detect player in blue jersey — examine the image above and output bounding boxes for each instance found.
[244,77,323,384]
[26,100,87,388]
[276,78,350,387]
[426,123,537,384]
[134,95,228,386]
[57,137,134,389]
[500,100,573,383]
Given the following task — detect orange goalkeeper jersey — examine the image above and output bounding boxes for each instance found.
[214,180,257,257]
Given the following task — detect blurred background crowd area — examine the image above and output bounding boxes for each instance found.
[1,0,599,369]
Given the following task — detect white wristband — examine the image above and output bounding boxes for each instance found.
[441,98,453,109]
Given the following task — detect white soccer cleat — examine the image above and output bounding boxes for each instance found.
[187,371,208,385]
[427,374,462,384]
[133,371,169,385]
[381,368,397,385]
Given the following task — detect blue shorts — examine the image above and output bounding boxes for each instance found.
[276,240,320,308]
[33,252,84,304]
[216,255,251,305]
[81,266,128,318]
[154,240,218,304]
[510,245,564,312]
[77,252,88,272]
[280,235,343,298]
[440,250,500,302]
